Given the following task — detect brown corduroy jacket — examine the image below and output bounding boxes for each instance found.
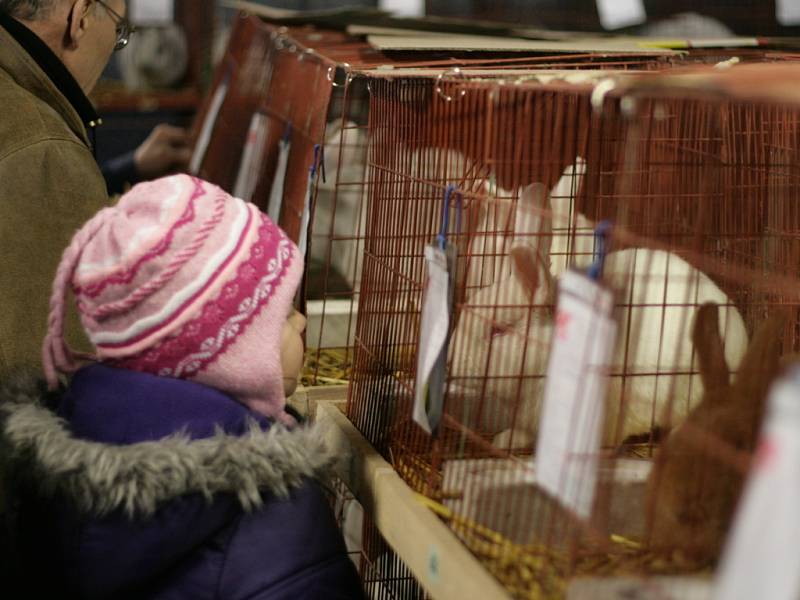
[0,23,108,375]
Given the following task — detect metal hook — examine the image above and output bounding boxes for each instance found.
[274,35,289,51]
[591,78,617,114]
[435,67,467,103]
[327,62,353,88]
[270,26,287,42]
[298,47,316,62]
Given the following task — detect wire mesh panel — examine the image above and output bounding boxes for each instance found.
[303,75,371,386]
[328,478,429,600]
[347,67,800,598]
[191,19,800,594]
[189,14,335,243]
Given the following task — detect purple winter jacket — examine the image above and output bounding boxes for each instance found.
[1,364,364,599]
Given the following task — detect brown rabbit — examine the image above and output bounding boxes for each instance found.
[645,302,784,564]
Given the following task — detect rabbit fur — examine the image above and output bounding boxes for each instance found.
[379,147,490,372]
[646,303,784,563]
[450,182,749,450]
[465,158,588,290]
[549,157,593,278]
[310,120,368,290]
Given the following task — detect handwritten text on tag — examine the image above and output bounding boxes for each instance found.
[534,270,616,519]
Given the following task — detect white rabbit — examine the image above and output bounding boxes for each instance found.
[449,182,749,450]
[310,119,369,291]
[549,157,594,277]
[464,197,514,291]
[464,157,589,293]
[379,146,492,371]
[449,183,555,447]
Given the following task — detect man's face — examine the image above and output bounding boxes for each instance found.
[75,0,125,93]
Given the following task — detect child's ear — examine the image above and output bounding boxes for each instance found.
[66,0,92,49]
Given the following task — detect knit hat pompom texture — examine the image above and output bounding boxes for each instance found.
[43,175,303,420]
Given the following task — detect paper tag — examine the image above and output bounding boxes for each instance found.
[413,245,454,434]
[596,0,647,30]
[129,0,174,25]
[534,270,616,519]
[267,137,291,224]
[379,0,424,17]
[777,0,800,26]
[297,167,314,259]
[189,77,229,175]
[714,367,800,600]
[232,113,269,202]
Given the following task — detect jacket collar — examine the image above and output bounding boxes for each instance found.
[0,373,335,518]
[0,13,100,144]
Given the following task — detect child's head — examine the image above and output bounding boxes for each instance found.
[43,175,305,424]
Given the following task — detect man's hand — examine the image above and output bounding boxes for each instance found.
[133,124,192,180]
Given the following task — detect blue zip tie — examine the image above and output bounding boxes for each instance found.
[455,189,463,237]
[438,185,460,250]
[587,220,612,281]
[282,122,292,144]
[310,143,321,178]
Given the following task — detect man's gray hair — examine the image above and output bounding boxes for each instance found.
[0,0,58,20]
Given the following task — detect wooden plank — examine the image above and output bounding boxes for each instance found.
[568,576,712,600]
[315,401,512,600]
[288,384,348,418]
[442,457,652,544]
[366,34,677,54]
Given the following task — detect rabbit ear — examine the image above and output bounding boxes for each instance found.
[510,246,542,300]
[514,183,552,257]
[692,303,730,393]
[733,312,785,401]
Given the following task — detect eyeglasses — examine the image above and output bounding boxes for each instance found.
[95,0,135,52]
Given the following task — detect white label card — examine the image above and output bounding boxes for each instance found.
[379,0,425,17]
[267,137,291,224]
[233,113,269,202]
[129,0,174,25]
[413,245,452,434]
[534,270,616,519]
[189,77,229,175]
[714,367,800,600]
[596,0,647,30]
[297,163,315,259]
[777,0,800,26]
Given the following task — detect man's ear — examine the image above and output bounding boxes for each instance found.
[66,0,92,49]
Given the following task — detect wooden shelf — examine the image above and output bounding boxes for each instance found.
[314,399,512,600]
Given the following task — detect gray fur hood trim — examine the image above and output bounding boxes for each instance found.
[0,376,335,518]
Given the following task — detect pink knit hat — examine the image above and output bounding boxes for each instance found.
[43,175,303,424]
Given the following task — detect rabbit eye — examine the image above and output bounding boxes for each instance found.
[490,323,514,338]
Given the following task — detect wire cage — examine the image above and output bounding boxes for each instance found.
[346,64,800,597]
[192,10,800,391]
[328,477,430,600]
[299,46,800,388]
[189,16,800,594]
